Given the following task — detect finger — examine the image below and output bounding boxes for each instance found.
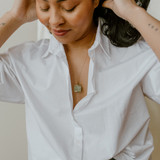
[102,0,114,9]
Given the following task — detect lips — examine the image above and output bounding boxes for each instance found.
[52,29,71,36]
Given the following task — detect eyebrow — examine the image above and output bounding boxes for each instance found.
[43,0,67,2]
[56,0,67,2]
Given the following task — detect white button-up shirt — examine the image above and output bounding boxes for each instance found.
[0,21,160,160]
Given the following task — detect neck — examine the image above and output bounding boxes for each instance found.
[64,25,97,53]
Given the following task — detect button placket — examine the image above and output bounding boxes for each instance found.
[73,121,83,160]
[61,56,83,160]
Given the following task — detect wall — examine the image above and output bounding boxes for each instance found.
[144,1,160,159]
[0,0,37,160]
[0,0,160,160]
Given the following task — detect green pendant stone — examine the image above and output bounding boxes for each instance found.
[74,84,82,93]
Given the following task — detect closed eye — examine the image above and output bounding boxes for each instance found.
[40,7,50,12]
[40,5,77,12]
[64,6,77,12]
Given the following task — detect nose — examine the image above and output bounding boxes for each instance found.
[49,9,65,27]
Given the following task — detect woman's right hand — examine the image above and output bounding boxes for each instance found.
[10,0,37,24]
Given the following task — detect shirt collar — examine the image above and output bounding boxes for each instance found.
[42,18,111,59]
[88,18,111,59]
[42,35,65,58]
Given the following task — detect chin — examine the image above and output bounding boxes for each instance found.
[52,35,75,45]
[55,38,71,45]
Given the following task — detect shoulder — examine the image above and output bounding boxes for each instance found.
[130,38,151,53]
[127,38,158,61]
[7,39,50,59]
[112,38,154,60]
[103,36,157,65]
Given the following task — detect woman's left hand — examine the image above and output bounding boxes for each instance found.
[102,0,139,21]
[103,0,160,60]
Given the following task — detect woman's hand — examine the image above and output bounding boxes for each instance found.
[10,0,37,24]
[102,0,139,21]
[103,0,160,60]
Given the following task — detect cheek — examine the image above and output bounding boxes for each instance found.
[66,6,94,29]
[36,8,49,27]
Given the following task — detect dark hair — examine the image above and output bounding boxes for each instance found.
[93,0,150,47]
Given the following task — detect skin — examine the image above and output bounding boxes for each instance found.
[103,0,160,59]
[0,0,159,107]
[35,0,100,108]
[36,0,99,51]
[0,0,160,57]
[102,0,138,20]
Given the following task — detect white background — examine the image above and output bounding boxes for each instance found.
[0,0,160,160]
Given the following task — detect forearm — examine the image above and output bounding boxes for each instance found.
[0,11,23,48]
[127,6,160,60]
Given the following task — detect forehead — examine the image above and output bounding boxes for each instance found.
[38,0,81,5]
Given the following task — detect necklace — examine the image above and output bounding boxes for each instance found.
[74,53,88,93]
[74,33,96,93]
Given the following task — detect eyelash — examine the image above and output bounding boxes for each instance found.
[40,8,49,12]
[40,6,76,12]
[65,6,76,12]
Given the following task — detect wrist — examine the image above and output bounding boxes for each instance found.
[125,5,146,27]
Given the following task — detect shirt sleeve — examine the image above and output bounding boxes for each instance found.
[0,49,25,104]
[141,49,160,104]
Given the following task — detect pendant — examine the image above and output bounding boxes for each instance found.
[74,84,82,93]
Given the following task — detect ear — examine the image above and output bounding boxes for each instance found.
[93,0,100,8]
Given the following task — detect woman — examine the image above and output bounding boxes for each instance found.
[0,0,160,159]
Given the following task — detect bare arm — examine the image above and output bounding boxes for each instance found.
[103,0,160,60]
[0,12,23,47]
[0,0,37,48]
[126,7,160,60]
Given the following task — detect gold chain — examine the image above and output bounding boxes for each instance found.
[74,33,96,93]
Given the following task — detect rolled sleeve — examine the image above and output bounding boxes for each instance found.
[141,55,160,104]
[0,52,24,104]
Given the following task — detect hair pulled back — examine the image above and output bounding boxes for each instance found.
[93,0,150,47]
